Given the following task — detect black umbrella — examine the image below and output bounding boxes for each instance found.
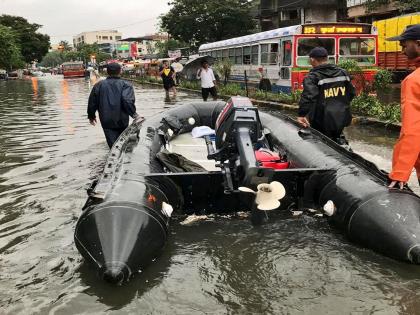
[181,55,215,80]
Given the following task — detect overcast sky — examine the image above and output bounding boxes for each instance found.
[0,0,170,44]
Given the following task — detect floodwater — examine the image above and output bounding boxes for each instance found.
[1,76,419,315]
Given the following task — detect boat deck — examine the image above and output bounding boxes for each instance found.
[168,133,218,171]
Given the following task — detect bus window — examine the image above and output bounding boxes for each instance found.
[269,43,278,65]
[339,37,376,65]
[235,47,242,65]
[216,50,222,60]
[222,49,229,60]
[260,44,269,64]
[297,38,335,66]
[251,45,259,65]
[281,40,292,66]
[229,48,235,63]
[243,46,251,64]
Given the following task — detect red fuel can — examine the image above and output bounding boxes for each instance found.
[255,149,289,169]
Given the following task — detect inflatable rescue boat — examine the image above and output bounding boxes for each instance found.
[75,97,420,284]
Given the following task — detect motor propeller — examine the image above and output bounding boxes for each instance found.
[239,181,286,211]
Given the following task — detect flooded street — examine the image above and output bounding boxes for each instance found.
[1,76,420,314]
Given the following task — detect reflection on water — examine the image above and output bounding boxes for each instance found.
[0,76,419,314]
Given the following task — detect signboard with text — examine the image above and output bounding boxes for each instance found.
[168,49,181,58]
[130,42,138,57]
[303,24,372,35]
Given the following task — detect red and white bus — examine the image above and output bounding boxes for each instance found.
[198,23,378,93]
[61,61,85,78]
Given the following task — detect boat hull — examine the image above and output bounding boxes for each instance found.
[75,101,420,284]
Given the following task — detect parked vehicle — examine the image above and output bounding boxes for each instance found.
[373,13,420,81]
[199,23,378,93]
[61,61,85,78]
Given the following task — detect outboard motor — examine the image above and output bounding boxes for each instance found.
[208,96,275,190]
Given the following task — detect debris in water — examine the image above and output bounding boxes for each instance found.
[236,211,249,219]
[180,215,210,225]
[291,210,303,216]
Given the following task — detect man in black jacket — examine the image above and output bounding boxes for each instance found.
[297,47,356,144]
[88,63,141,148]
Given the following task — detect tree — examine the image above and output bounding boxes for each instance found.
[0,25,24,70]
[76,43,111,63]
[160,0,257,49]
[364,0,420,12]
[39,51,64,67]
[40,43,111,67]
[214,59,232,85]
[58,40,72,52]
[0,14,50,63]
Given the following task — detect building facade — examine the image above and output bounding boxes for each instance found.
[72,30,122,47]
[118,34,168,58]
[258,0,347,31]
[346,0,400,23]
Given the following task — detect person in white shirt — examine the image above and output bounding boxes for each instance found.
[197,60,217,101]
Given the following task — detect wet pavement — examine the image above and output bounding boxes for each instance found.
[0,76,419,314]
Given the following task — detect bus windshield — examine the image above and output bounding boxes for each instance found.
[62,63,84,70]
[339,37,375,65]
[297,37,336,66]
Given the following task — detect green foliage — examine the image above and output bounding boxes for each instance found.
[351,93,401,123]
[364,0,420,12]
[76,43,111,63]
[396,0,420,11]
[58,40,72,52]
[364,0,390,12]
[218,83,245,96]
[0,25,24,69]
[40,43,111,67]
[179,80,201,90]
[374,69,393,91]
[252,90,296,104]
[0,14,50,63]
[39,51,65,67]
[160,0,257,49]
[290,90,302,103]
[338,59,362,73]
[214,59,232,85]
[338,58,373,93]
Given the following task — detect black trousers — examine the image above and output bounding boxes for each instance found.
[103,127,126,148]
[201,87,217,101]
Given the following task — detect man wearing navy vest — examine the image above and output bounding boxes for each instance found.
[297,47,356,144]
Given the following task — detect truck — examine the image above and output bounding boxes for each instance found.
[373,13,420,81]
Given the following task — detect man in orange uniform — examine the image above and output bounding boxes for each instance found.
[387,24,420,188]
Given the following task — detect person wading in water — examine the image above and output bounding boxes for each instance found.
[297,47,356,145]
[159,60,177,97]
[87,62,142,148]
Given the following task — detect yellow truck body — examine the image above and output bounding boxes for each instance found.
[374,13,420,52]
[373,13,419,72]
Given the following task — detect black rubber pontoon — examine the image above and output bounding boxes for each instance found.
[75,98,420,284]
